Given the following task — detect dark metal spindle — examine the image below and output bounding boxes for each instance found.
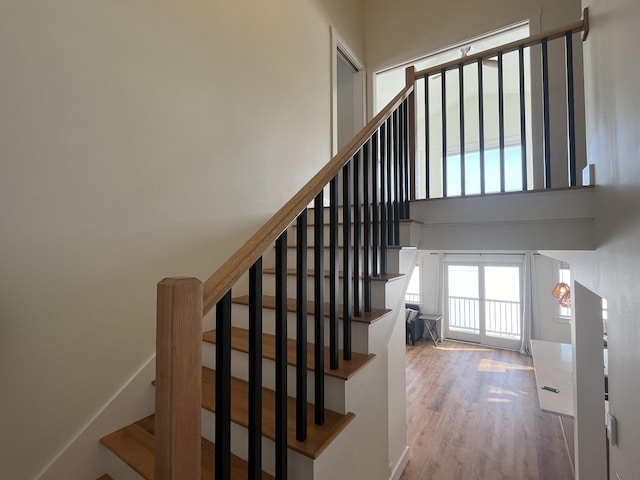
[380,123,388,276]
[477,59,486,194]
[248,260,263,479]
[274,233,288,479]
[542,38,552,188]
[498,52,506,192]
[519,46,528,190]
[372,131,380,277]
[399,101,407,218]
[363,139,372,312]
[441,69,448,197]
[565,32,577,186]
[403,100,411,218]
[329,177,339,370]
[295,211,307,442]
[385,117,394,247]
[342,162,353,361]
[393,109,401,243]
[459,65,466,196]
[313,193,325,424]
[352,151,361,318]
[215,290,232,480]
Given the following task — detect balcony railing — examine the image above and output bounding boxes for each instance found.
[449,296,521,339]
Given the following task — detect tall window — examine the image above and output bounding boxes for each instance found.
[445,258,523,350]
[406,266,420,303]
[446,145,524,196]
[558,262,571,318]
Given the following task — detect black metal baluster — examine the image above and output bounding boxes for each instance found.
[380,123,388,276]
[542,38,552,188]
[313,193,325,424]
[478,59,486,194]
[565,32,577,186]
[459,65,466,196]
[353,150,361,318]
[215,290,232,480]
[329,177,339,370]
[274,232,288,479]
[393,109,401,243]
[498,52,506,192]
[424,75,431,198]
[519,46,528,190]
[399,101,407,218]
[372,131,380,277]
[441,69,448,197]
[403,100,411,218]
[295,211,307,442]
[342,161,352,361]
[363,139,372,312]
[248,260,263,480]
[386,117,394,246]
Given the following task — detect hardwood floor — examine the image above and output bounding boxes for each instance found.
[400,341,574,480]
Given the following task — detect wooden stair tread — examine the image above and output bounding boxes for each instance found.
[263,267,404,283]
[201,367,355,459]
[100,415,274,480]
[203,326,375,380]
[232,295,391,324]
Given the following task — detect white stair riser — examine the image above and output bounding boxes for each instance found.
[201,409,314,479]
[261,273,389,311]
[202,342,347,414]
[228,304,371,355]
[289,223,372,247]
[305,205,382,224]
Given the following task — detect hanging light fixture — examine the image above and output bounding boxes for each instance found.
[552,282,571,306]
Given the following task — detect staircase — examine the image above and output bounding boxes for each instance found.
[100,205,420,478]
[97,11,592,478]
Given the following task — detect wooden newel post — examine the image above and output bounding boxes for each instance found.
[405,65,417,201]
[155,277,203,480]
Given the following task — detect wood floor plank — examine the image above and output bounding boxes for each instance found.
[232,294,391,324]
[100,415,274,480]
[203,326,375,380]
[201,367,354,459]
[400,341,574,480]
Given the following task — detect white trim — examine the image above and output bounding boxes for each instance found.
[389,445,410,480]
[330,25,366,156]
[34,353,156,480]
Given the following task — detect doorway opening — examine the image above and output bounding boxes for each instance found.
[445,256,523,350]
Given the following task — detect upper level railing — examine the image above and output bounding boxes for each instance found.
[154,9,590,480]
[406,8,590,199]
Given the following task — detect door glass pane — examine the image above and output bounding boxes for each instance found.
[484,266,521,339]
[447,265,479,334]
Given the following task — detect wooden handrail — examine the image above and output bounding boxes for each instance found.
[415,7,590,78]
[202,84,414,314]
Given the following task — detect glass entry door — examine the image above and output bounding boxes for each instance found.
[446,262,522,349]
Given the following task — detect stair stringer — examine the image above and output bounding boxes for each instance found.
[310,246,418,480]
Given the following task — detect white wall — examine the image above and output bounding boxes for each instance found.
[533,255,572,343]
[545,0,640,477]
[0,1,364,478]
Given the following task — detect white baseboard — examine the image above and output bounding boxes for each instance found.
[34,353,156,480]
[389,445,410,480]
